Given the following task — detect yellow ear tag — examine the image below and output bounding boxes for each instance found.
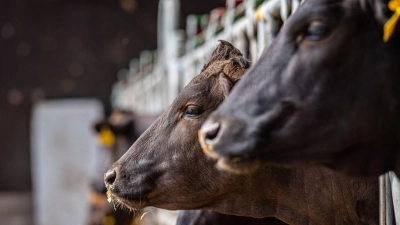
[255,8,263,21]
[98,126,116,147]
[384,0,400,42]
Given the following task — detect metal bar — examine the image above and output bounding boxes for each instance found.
[380,174,387,225]
[112,0,298,114]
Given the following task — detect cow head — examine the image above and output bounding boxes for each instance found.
[200,0,400,177]
[104,41,256,212]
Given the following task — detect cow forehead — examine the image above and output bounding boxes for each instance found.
[200,60,233,79]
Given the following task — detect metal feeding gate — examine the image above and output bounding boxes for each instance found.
[111,0,397,224]
[111,0,301,115]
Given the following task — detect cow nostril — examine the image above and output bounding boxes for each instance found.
[202,122,220,142]
[104,170,116,187]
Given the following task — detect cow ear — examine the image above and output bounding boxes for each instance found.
[216,73,234,99]
[203,40,251,72]
[221,55,250,83]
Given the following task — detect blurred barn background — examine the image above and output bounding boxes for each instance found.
[0,0,225,224]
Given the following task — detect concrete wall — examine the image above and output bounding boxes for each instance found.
[31,99,102,225]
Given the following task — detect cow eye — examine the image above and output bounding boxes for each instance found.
[303,21,330,41]
[183,105,203,118]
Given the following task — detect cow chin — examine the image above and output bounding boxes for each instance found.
[109,193,149,211]
[106,181,153,211]
[215,156,261,174]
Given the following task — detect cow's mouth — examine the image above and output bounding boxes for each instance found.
[106,187,149,210]
[109,193,149,210]
[210,142,335,174]
[200,133,262,174]
[116,195,148,210]
[214,156,261,174]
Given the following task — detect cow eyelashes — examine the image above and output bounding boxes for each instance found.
[303,21,331,41]
[182,105,204,118]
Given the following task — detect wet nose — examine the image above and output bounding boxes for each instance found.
[104,169,116,187]
[201,121,220,142]
[199,121,221,155]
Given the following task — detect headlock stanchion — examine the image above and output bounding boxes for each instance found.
[111,0,300,115]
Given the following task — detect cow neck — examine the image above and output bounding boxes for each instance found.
[269,167,378,225]
[271,167,339,225]
[205,166,377,225]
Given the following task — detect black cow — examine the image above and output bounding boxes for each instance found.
[200,0,400,177]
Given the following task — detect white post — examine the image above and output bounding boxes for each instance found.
[159,0,180,107]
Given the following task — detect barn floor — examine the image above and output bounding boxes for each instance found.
[0,192,33,225]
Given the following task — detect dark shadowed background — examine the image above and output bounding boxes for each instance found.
[0,0,224,192]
